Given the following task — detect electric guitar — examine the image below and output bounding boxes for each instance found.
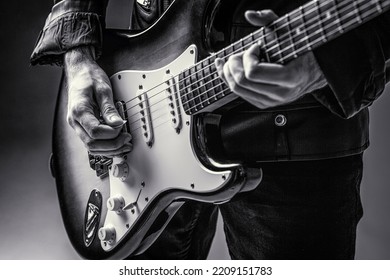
[52,0,390,259]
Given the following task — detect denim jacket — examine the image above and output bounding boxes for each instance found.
[30,0,390,162]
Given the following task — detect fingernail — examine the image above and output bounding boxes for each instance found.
[109,114,123,123]
[112,120,127,129]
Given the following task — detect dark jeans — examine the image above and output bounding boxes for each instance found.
[133,154,363,259]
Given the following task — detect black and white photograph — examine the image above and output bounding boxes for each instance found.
[1,0,390,266]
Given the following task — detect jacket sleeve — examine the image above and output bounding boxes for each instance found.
[30,0,109,66]
[312,11,390,119]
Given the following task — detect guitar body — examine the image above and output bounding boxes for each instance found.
[52,0,262,259]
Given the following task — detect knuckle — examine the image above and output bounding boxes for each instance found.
[70,103,88,118]
[283,71,299,87]
[84,138,95,149]
[235,72,246,85]
[66,113,74,126]
[88,126,101,139]
[101,103,117,116]
[96,82,112,96]
[230,82,239,92]
[244,65,256,80]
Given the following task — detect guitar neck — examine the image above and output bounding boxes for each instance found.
[180,0,390,115]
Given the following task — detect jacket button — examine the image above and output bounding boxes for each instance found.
[275,114,287,127]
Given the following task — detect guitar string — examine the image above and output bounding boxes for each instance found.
[183,0,381,113]
[121,0,338,123]
[119,0,336,112]
[123,0,373,128]
[125,1,383,138]
[180,0,382,108]
[122,0,381,115]
[123,0,380,136]
[124,0,376,121]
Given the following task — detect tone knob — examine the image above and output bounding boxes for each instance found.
[112,162,129,179]
[98,226,116,243]
[107,195,125,212]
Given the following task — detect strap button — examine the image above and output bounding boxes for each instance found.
[275,114,287,127]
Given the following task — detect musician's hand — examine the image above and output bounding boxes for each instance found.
[215,10,327,109]
[64,46,132,156]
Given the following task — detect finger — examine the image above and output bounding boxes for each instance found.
[74,123,132,152]
[244,10,278,27]
[227,55,245,86]
[243,44,295,86]
[76,109,123,140]
[215,58,227,83]
[88,143,132,157]
[94,81,126,128]
[222,60,262,102]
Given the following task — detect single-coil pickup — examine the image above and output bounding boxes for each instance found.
[164,74,182,133]
[138,92,154,147]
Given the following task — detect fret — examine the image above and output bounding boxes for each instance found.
[314,0,327,43]
[242,34,254,51]
[271,26,283,63]
[202,59,213,105]
[224,45,234,58]
[187,68,198,113]
[180,0,390,115]
[374,0,383,12]
[301,0,324,50]
[232,38,242,52]
[319,0,336,27]
[285,13,298,59]
[195,62,207,107]
[252,29,262,42]
[258,27,271,62]
[288,8,306,54]
[332,0,344,33]
[273,15,295,64]
[299,6,312,50]
[187,67,199,112]
[179,71,193,113]
[352,1,363,23]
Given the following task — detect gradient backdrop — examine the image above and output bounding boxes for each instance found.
[0,0,389,259]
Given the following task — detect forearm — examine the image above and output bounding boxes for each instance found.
[312,11,390,119]
[31,0,109,66]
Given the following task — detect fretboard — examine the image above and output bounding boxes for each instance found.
[180,0,390,115]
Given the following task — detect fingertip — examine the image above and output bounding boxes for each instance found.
[215,58,223,68]
[244,44,261,65]
[123,133,132,143]
[107,113,125,127]
[245,9,278,26]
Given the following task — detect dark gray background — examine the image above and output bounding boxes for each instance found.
[0,0,389,259]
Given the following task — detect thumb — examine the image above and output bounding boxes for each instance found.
[244,9,278,27]
[97,86,126,128]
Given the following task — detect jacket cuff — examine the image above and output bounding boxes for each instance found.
[312,17,388,119]
[30,0,106,66]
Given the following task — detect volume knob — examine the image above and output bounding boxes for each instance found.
[112,162,129,179]
[98,226,116,243]
[107,195,125,212]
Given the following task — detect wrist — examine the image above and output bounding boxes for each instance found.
[64,46,97,77]
[65,46,96,66]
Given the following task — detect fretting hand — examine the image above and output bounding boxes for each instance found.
[215,10,327,109]
[64,46,132,156]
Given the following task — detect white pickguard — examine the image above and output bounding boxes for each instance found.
[100,45,233,252]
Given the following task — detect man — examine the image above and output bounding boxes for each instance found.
[31,0,390,259]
